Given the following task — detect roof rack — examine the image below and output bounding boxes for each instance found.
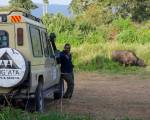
[0,7,42,23]
[23,12,42,23]
[8,8,43,23]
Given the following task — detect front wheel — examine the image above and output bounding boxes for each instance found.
[35,82,44,112]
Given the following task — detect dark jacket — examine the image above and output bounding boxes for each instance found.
[60,51,74,73]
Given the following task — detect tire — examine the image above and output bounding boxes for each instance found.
[0,48,29,88]
[54,79,64,100]
[35,82,44,112]
[0,96,5,105]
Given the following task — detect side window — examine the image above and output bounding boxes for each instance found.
[41,32,54,57]
[30,27,43,57]
[41,32,49,57]
[0,31,9,48]
[49,42,54,57]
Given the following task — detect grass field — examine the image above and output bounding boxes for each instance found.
[0,107,92,120]
[55,18,150,74]
[56,41,150,74]
[0,107,144,120]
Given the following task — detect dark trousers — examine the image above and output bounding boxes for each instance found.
[61,73,74,98]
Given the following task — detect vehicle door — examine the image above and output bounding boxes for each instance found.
[41,32,60,89]
[48,42,61,86]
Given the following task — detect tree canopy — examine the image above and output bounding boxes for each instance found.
[9,0,38,12]
[43,0,49,4]
[70,0,150,22]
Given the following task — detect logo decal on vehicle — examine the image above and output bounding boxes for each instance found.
[0,48,26,87]
[0,51,20,69]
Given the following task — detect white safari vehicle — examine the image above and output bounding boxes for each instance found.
[0,9,63,112]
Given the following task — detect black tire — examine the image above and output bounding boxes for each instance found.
[35,82,44,112]
[0,96,5,105]
[0,48,29,88]
[54,79,64,100]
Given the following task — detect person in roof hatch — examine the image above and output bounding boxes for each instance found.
[49,32,61,64]
[49,32,57,52]
[60,43,74,99]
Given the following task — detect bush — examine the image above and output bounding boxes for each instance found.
[42,13,75,34]
[112,18,133,31]
[116,28,138,43]
[111,18,150,44]
[137,28,150,44]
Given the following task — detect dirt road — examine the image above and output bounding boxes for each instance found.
[46,72,150,120]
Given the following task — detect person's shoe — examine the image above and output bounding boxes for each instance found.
[63,95,69,99]
[68,95,72,99]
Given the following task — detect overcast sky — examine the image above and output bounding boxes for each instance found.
[0,0,72,6]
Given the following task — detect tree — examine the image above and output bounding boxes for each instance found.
[42,13,75,34]
[70,0,95,15]
[98,0,150,22]
[70,0,115,25]
[43,0,49,14]
[9,0,38,12]
[106,0,150,22]
[70,0,150,22]
[43,0,49,4]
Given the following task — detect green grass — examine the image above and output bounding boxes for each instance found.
[0,107,145,120]
[55,19,150,74]
[0,107,92,120]
[42,14,150,74]
[57,41,150,74]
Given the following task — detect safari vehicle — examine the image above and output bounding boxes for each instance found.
[0,9,63,112]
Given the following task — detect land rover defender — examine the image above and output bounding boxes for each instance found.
[0,9,63,112]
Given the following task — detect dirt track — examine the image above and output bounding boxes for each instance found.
[46,72,150,120]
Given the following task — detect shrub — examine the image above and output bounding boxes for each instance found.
[137,28,150,44]
[116,28,138,43]
[112,18,133,31]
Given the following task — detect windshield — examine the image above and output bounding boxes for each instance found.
[0,30,8,48]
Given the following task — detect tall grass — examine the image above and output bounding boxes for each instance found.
[46,15,150,73]
[56,19,150,74]
[69,42,149,74]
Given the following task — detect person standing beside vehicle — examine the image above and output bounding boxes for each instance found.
[60,43,74,99]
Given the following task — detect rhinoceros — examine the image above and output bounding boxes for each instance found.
[112,50,145,67]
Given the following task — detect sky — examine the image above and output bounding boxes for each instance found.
[0,0,72,6]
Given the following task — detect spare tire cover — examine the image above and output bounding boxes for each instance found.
[0,48,28,87]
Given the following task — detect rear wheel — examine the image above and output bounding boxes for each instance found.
[35,82,44,112]
[0,96,5,105]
